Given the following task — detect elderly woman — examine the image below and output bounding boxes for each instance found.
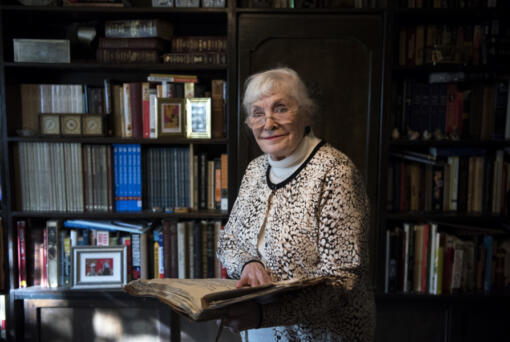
[217,67,375,341]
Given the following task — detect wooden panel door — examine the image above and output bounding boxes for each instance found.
[237,13,386,282]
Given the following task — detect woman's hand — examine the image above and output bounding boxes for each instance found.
[236,261,272,288]
[218,301,261,333]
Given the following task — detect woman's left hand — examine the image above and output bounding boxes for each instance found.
[218,301,261,333]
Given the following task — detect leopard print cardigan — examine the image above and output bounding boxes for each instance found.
[217,141,375,341]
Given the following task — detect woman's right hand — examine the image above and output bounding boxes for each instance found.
[236,261,272,288]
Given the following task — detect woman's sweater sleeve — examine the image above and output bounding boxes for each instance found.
[216,169,261,280]
[259,161,371,328]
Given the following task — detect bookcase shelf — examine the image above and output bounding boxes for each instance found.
[11,210,228,220]
[7,136,229,145]
[0,5,230,15]
[385,212,510,227]
[389,139,510,149]
[11,287,141,301]
[376,292,510,303]
[3,62,228,72]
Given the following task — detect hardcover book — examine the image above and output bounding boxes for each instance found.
[105,19,174,40]
[124,276,329,321]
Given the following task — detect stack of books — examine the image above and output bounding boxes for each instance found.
[97,19,174,64]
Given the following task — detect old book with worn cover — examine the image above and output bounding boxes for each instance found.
[124,276,329,321]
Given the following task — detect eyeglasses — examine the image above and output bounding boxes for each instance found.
[247,104,298,128]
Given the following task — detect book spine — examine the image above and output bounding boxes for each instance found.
[131,233,141,280]
[158,229,164,279]
[206,222,215,278]
[142,82,151,139]
[17,221,27,288]
[171,36,227,53]
[98,37,165,50]
[104,19,171,39]
[140,232,148,279]
[177,222,187,279]
[42,227,48,287]
[162,52,226,65]
[63,235,71,287]
[207,160,215,210]
[193,221,202,279]
[149,89,158,138]
[220,153,228,211]
[199,153,207,210]
[153,229,160,279]
[130,83,143,139]
[123,236,132,282]
[46,220,60,288]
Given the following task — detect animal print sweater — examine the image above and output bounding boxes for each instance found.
[217,141,375,342]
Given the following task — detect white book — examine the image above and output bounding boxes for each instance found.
[177,222,187,279]
[149,89,158,138]
[122,83,132,137]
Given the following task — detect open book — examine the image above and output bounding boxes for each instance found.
[124,277,329,321]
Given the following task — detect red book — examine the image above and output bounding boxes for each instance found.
[142,82,151,138]
[129,82,143,138]
[17,220,27,288]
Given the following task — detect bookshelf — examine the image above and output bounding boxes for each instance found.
[377,2,510,341]
[0,1,233,341]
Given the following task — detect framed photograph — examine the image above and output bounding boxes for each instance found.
[186,97,211,139]
[39,114,60,135]
[157,98,185,136]
[72,246,127,289]
[61,114,82,135]
[82,114,104,136]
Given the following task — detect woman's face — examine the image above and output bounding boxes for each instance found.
[247,92,309,161]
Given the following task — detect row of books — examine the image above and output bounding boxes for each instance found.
[96,19,226,64]
[16,218,226,288]
[62,0,226,8]
[16,142,228,213]
[385,222,510,294]
[393,80,510,141]
[399,0,503,8]
[398,20,508,67]
[19,77,227,139]
[388,148,510,214]
[240,0,376,8]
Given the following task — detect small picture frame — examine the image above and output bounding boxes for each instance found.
[186,98,211,139]
[72,246,127,289]
[61,114,82,135]
[157,97,185,136]
[39,114,60,135]
[82,114,104,136]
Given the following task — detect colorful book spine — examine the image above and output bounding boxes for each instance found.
[131,233,141,280]
[17,220,27,288]
[46,220,60,288]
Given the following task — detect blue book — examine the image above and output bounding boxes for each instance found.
[64,220,151,234]
[135,144,142,211]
